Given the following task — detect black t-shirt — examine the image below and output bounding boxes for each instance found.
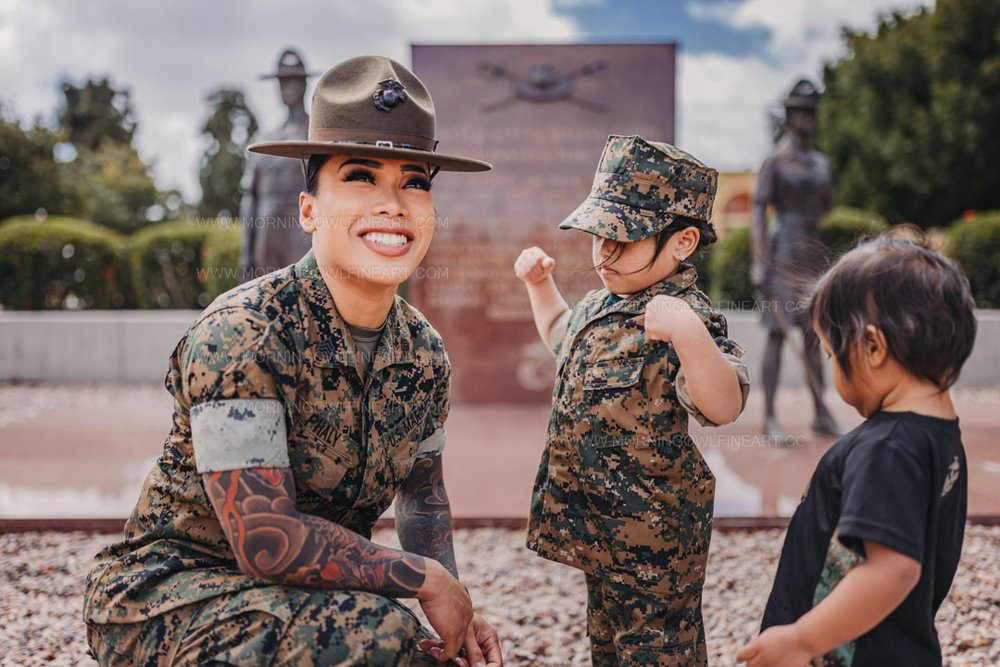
[762,411,967,666]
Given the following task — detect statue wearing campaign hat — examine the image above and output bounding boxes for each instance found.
[237,48,315,281]
[751,78,842,441]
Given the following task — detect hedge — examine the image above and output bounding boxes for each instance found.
[711,208,891,308]
[128,220,224,309]
[0,216,131,309]
[945,211,1000,309]
[200,225,242,300]
[819,206,890,255]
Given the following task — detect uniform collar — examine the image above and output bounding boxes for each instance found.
[294,249,416,371]
[587,262,699,320]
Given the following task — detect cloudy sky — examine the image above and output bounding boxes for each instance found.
[0,0,930,202]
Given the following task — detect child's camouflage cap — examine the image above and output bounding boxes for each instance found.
[559,134,719,242]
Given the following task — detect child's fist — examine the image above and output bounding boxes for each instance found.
[645,295,701,344]
[514,247,556,285]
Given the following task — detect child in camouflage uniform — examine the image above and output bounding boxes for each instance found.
[515,135,751,666]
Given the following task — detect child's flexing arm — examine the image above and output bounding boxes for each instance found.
[735,540,921,666]
[514,247,569,353]
[646,295,744,425]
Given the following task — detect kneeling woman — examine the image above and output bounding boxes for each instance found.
[83,56,501,667]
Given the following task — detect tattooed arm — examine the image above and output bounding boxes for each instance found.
[396,450,506,667]
[395,451,458,578]
[202,466,434,596]
[203,466,475,660]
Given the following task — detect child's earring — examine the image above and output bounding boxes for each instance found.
[678,253,686,262]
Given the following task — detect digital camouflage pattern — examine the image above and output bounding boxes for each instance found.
[559,135,719,242]
[86,584,440,666]
[83,248,450,661]
[527,263,745,665]
[586,573,706,666]
[808,535,864,666]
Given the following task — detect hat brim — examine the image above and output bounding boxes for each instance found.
[558,196,690,242]
[247,140,492,172]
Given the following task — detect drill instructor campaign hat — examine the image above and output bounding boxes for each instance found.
[558,134,718,242]
[249,55,491,173]
[258,48,317,80]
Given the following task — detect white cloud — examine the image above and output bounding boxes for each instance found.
[679,0,932,171]
[0,0,936,197]
[0,0,579,201]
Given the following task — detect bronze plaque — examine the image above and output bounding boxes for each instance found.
[410,43,676,403]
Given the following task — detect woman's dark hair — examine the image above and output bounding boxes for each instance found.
[304,154,333,194]
[598,214,719,274]
[808,231,977,390]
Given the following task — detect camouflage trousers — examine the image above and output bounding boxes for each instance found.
[586,575,708,667]
[85,584,440,666]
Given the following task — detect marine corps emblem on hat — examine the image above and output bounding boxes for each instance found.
[248,55,491,172]
[559,135,718,242]
[373,79,408,112]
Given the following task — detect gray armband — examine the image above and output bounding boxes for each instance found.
[191,398,289,472]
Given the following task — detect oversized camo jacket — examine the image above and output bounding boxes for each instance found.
[527,264,746,595]
[83,249,449,624]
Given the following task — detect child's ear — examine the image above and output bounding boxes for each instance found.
[673,227,700,259]
[863,324,889,368]
[299,192,316,233]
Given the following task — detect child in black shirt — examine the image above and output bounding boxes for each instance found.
[737,234,977,666]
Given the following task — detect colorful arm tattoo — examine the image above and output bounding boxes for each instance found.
[394,452,459,579]
[203,467,428,598]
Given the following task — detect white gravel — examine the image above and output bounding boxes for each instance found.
[0,527,996,666]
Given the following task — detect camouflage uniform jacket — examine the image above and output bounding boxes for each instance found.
[527,264,746,595]
[83,249,449,624]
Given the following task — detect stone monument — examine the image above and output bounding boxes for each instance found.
[410,43,676,403]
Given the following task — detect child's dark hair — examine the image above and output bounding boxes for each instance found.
[598,215,719,273]
[304,154,332,194]
[808,232,977,390]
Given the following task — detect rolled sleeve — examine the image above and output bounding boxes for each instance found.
[548,309,571,355]
[417,349,452,450]
[676,348,750,427]
[674,297,751,427]
[182,306,295,472]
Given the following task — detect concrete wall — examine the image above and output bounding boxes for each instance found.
[1,309,998,388]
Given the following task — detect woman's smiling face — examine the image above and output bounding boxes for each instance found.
[299,155,436,288]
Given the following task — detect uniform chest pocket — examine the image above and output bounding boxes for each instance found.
[580,357,650,439]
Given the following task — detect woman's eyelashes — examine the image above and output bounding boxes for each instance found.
[343,167,375,184]
[405,176,431,191]
[341,168,430,191]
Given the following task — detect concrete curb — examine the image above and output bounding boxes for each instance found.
[2,309,999,388]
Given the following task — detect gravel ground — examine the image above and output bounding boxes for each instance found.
[0,527,996,666]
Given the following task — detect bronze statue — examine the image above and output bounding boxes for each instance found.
[238,49,314,281]
[751,79,841,440]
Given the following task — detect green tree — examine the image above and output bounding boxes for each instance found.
[54,76,160,233]
[0,105,68,220]
[58,77,137,150]
[59,141,159,234]
[818,0,1000,228]
[198,87,258,218]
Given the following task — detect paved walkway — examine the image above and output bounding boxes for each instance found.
[0,384,998,519]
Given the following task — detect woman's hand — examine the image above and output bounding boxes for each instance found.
[645,295,701,344]
[463,613,503,666]
[416,560,474,662]
[418,613,503,667]
[514,247,556,285]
